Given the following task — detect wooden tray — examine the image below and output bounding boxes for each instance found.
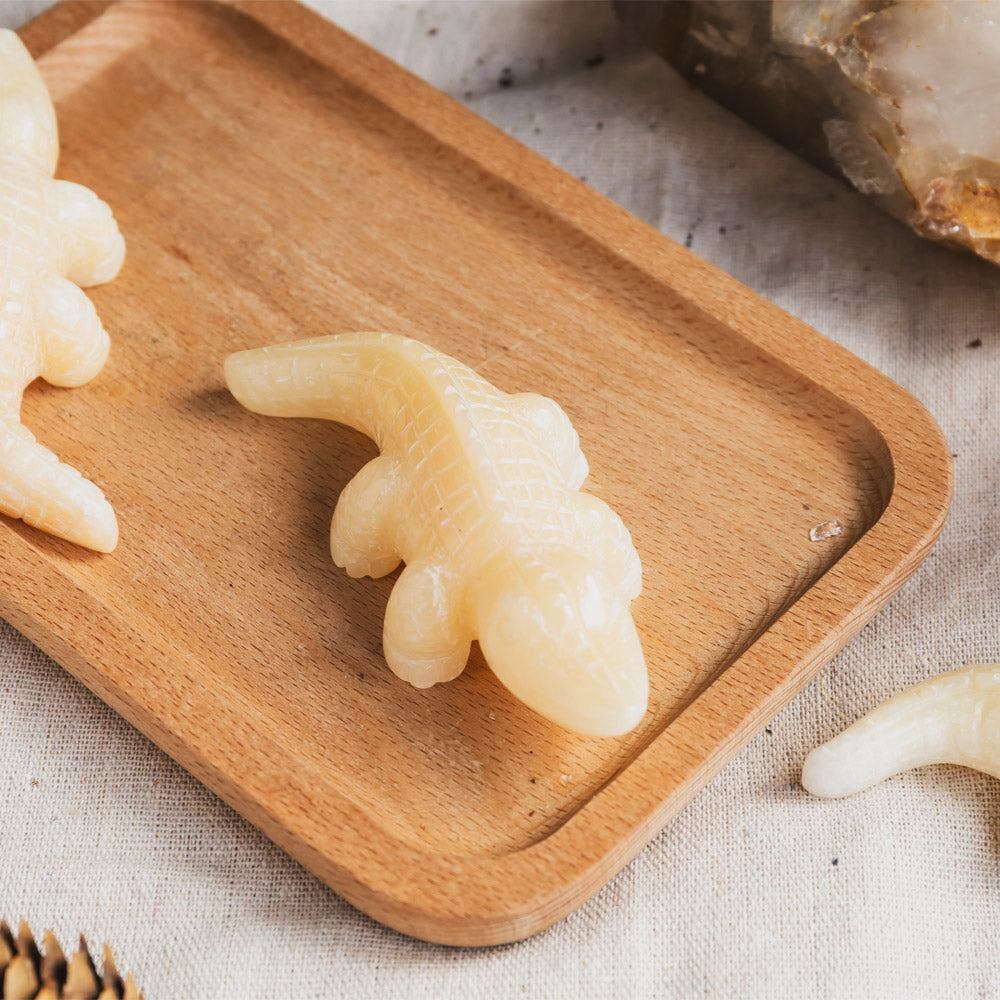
[5,0,951,945]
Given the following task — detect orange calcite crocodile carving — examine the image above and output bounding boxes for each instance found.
[225,333,649,736]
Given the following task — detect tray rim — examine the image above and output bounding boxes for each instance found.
[7,0,953,946]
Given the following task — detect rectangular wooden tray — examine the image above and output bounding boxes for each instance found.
[5,0,951,945]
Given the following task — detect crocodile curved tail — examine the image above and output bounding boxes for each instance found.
[224,333,412,442]
[801,664,1000,798]
[0,418,117,552]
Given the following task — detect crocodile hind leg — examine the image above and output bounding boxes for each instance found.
[571,492,643,600]
[330,454,404,578]
[35,274,110,388]
[508,392,588,489]
[382,559,471,688]
[0,417,117,551]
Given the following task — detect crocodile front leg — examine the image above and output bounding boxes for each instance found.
[382,558,471,688]
[508,392,588,489]
[571,492,643,601]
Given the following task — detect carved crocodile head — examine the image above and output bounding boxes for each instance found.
[476,552,648,737]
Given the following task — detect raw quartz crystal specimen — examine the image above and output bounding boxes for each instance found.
[0,29,125,551]
[225,333,649,737]
[615,0,1000,265]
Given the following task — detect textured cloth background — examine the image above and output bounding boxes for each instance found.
[1,1,999,997]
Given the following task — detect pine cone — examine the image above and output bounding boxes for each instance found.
[0,922,141,1000]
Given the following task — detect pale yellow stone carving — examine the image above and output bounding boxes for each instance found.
[225,333,649,736]
[0,30,125,552]
[802,664,1000,797]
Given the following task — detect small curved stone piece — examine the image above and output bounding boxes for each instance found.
[801,664,1000,798]
[225,332,649,737]
[0,29,125,552]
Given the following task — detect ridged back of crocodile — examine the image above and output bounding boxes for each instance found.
[368,336,581,574]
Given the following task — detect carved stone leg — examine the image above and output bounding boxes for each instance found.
[50,178,125,288]
[571,492,643,600]
[382,559,471,688]
[35,274,110,388]
[509,392,589,489]
[330,454,404,578]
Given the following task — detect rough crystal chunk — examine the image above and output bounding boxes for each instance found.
[616,0,1000,265]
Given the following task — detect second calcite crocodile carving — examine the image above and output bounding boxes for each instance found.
[225,332,649,736]
[0,29,125,552]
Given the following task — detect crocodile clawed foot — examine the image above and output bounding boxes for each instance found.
[382,560,470,688]
[330,455,403,578]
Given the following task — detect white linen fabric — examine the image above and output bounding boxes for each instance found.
[1,2,998,997]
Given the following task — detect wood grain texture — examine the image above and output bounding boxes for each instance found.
[3,0,952,944]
